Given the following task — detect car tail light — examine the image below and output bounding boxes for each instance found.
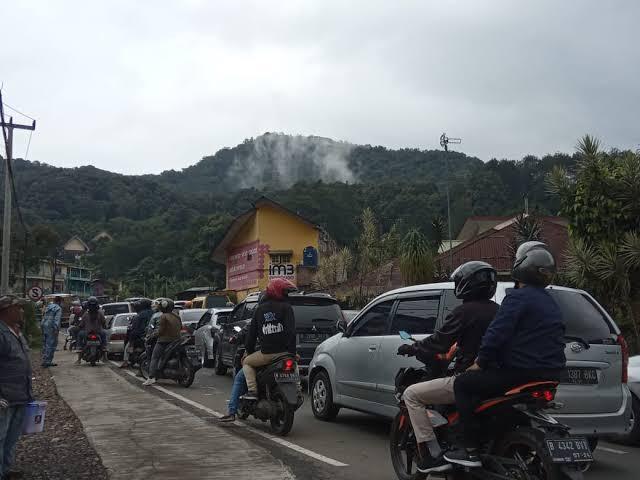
[618,334,629,383]
[283,358,295,372]
[531,390,555,402]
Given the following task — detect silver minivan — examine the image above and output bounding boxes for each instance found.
[308,282,633,440]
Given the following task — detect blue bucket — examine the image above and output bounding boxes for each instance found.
[22,401,47,434]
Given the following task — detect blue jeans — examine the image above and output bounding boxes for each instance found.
[41,323,59,365]
[149,342,170,379]
[0,405,26,477]
[228,369,247,415]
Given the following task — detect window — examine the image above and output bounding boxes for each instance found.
[440,290,463,328]
[390,296,440,335]
[102,304,130,316]
[547,289,612,341]
[352,301,394,337]
[243,301,258,320]
[197,312,212,329]
[270,253,292,264]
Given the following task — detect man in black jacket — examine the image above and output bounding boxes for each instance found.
[398,261,498,474]
[445,242,566,468]
[0,295,32,480]
[242,278,297,400]
[121,299,153,368]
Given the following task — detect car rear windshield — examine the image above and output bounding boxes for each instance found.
[547,289,613,341]
[180,311,206,324]
[291,301,342,328]
[113,316,132,327]
[102,304,130,315]
[206,296,229,308]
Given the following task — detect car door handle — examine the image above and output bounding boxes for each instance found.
[368,345,378,352]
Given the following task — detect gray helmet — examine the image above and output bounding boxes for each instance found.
[157,298,174,313]
[86,296,100,312]
[512,241,556,287]
[450,261,497,300]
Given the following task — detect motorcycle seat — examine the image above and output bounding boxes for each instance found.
[473,381,559,413]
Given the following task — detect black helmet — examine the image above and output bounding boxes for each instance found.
[512,241,556,287]
[139,298,152,310]
[157,298,174,313]
[133,300,143,313]
[86,296,100,312]
[450,261,497,300]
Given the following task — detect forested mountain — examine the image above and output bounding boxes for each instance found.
[1,133,580,294]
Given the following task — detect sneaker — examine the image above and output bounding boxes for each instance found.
[240,391,258,401]
[417,454,452,473]
[142,378,157,386]
[218,414,236,423]
[444,448,482,468]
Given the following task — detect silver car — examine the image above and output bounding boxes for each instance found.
[105,313,135,358]
[309,282,633,442]
[193,308,233,368]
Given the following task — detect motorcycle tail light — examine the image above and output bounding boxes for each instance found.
[283,358,295,372]
[531,390,555,402]
[88,334,98,340]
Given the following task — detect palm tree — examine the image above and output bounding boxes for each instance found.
[400,228,434,286]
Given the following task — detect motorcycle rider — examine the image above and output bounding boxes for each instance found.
[397,261,499,473]
[120,299,153,368]
[241,278,297,400]
[142,298,182,386]
[76,297,107,365]
[445,242,567,467]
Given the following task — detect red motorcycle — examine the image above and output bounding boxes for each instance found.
[390,331,591,480]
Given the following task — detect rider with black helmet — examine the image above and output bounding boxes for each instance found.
[76,296,107,365]
[445,242,567,468]
[120,299,153,368]
[397,261,499,474]
[142,298,182,386]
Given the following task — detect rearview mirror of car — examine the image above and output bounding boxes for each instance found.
[336,318,348,334]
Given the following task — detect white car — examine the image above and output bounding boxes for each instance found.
[193,308,233,368]
[105,313,135,358]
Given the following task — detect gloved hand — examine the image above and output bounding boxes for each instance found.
[0,398,9,410]
[397,344,416,357]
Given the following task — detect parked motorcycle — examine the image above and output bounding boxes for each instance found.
[390,331,591,480]
[63,329,77,351]
[138,334,196,388]
[80,331,104,367]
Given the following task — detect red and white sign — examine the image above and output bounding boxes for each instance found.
[227,240,268,291]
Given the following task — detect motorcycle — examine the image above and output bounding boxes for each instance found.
[233,327,304,436]
[390,331,591,480]
[80,331,104,367]
[124,334,146,368]
[138,334,196,388]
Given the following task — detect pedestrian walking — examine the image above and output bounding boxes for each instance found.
[41,297,62,368]
[0,295,32,480]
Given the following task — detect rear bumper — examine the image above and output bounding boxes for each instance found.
[107,341,125,354]
[551,385,633,436]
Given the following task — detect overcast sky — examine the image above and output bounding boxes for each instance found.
[2,1,638,175]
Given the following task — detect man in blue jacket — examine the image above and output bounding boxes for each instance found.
[41,296,62,368]
[0,295,32,480]
[445,242,567,468]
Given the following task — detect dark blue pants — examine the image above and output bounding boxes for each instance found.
[0,405,26,477]
[41,323,58,366]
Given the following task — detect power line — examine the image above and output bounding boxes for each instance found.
[2,102,36,121]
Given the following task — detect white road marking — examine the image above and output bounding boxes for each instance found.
[596,446,628,455]
[109,361,349,467]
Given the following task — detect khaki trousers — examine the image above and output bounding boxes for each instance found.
[403,376,456,443]
[242,351,287,392]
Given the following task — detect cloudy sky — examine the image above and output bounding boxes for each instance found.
[2,1,638,174]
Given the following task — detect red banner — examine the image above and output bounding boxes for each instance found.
[227,240,267,291]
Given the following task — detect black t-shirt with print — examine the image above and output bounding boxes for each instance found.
[245,299,296,355]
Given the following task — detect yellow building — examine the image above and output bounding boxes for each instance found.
[212,197,329,301]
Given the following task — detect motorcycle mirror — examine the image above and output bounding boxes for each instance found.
[399,330,412,341]
[233,326,242,332]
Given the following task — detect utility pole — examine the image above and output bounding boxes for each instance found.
[439,133,461,273]
[0,91,36,294]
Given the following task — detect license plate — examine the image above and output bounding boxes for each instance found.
[86,341,101,346]
[562,367,598,385]
[299,333,329,343]
[275,372,300,383]
[186,346,200,357]
[545,437,593,463]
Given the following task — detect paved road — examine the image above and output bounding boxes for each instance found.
[112,364,640,480]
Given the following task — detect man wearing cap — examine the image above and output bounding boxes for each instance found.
[0,295,33,480]
[41,296,62,368]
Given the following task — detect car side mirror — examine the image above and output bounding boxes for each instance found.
[337,318,348,334]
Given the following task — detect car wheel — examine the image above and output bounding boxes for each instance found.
[614,393,640,446]
[311,371,340,421]
[214,348,228,376]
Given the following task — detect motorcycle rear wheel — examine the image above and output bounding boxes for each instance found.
[496,427,583,480]
[139,353,150,379]
[270,391,295,436]
[177,362,195,388]
[389,412,426,480]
